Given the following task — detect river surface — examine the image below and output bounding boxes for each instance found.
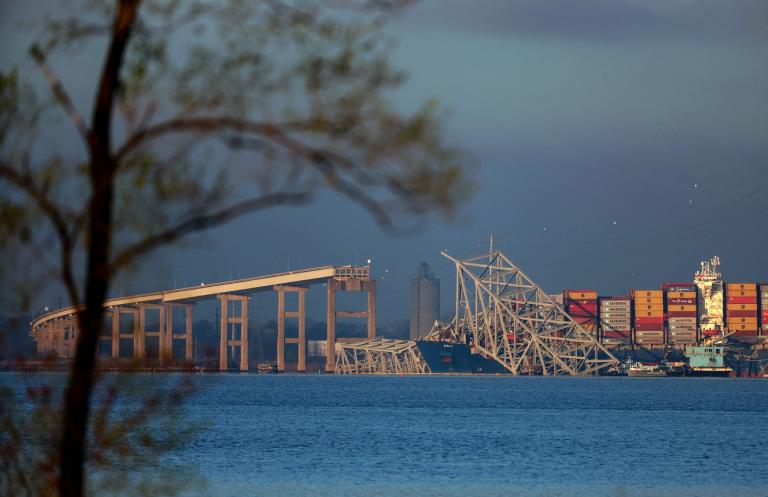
[4,373,768,496]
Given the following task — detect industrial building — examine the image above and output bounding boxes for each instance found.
[409,262,440,341]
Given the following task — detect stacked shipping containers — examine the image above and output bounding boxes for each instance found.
[633,289,664,347]
[726,283,758,337]
[599,297,631,346]
[663,283,698,348]
[565,289,598,338]
[761,284,768,335]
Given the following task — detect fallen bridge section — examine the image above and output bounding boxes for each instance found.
[335,338,430,374]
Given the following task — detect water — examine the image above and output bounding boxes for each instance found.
[4,373,768,496]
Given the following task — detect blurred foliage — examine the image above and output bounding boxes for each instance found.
[0,374,204,497]
[1,2,471,496]
[1,0,471,310]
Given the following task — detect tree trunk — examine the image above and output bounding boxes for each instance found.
[58,2,140,496]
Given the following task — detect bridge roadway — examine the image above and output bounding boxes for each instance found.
[31,265,376,372]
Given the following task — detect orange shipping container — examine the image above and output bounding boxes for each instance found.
[634,290,663,298]
[635,297,663,303]
[727,283,757,291]
[567,290,597,300]
[726,303,758,311]
[728,290,757,297]
[669,305,697,312]
[637,311,664,317]
[667,291,697,298]
[729,317,758,324]
[729,323,758,331]
[635,304,664,311]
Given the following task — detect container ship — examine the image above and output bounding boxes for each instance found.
[555,256,767,376]
[561,256,766,352]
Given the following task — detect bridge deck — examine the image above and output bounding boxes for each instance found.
[32,265,344,330]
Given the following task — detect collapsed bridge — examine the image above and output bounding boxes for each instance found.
[335,249,620,375]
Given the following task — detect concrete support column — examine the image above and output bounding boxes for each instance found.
[240,299,249,372]
[111,308,120,358]
[185,304,193,362]
[275,285,308,373]
[298,290,306,372]
[160,304,171,365]
[134,307,144,360]
[219,295,228,371]
[55,319,64,358]
[367,280,376,340]
[326,280,336,373]
[218,294,249,372]
[277,289,285,372]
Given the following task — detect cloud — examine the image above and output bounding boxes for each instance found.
[400,0,768,42]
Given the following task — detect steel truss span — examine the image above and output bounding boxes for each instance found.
[440,250,620,375]
[335,338,430,374]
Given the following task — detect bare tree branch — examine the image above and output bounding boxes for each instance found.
[0,161,81,306]
[29,44,90,143]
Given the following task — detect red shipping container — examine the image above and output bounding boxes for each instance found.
[727,310,757,318]
[666,298,696,305]
[635,317,664,324]
[727,296,757,304]
[635,327,664,332]
[568,299,597,304]
[569,309,598,316]
[667,311,697,318]
[568,300,597,309]
[602,330,630,338]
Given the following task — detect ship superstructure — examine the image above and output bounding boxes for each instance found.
[694,256,724,336]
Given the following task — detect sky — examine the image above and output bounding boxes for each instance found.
[1,0,767,323]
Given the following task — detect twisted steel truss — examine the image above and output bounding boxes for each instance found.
[335,338,430,374]
[439,250,620,375]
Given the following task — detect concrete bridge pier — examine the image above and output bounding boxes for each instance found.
[110,306,141,359]
[166,303,194,363]
[218,294,249,371]
[326,278,376,373]
[139,303,164,363]
[275,285,308,372]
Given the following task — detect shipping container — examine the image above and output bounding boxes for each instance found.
[668,305,697,312]
[727,296,758,304]
[602,330,630,338]
[727,290,757,297]
[727,310,757,318]
[568,299,598,306]
[635,316,664,324]
[726,303,758,311]
[666,298,696,305]
[668,317,697,323]
[729,323,758,331]
[635,326,665,332]
[566,290,598,300]
[666,311,697,318]
[729,317,758,324]
[633,290,663,298]
[727,283,757,291]
[666,291,697,298]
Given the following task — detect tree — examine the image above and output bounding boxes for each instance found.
[0,1,468,496]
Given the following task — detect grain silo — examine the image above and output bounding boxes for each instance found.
[410,262,440,340]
